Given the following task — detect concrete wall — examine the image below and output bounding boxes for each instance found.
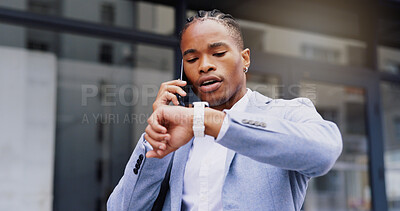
[0,46,57,211]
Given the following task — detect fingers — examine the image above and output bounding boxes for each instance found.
[145,112,169,158]
[163,84,187,97]
[164,91,180,106]
[162,79,187,88]
[144,133,167,151]
[145,109,180,159]
[146,145,176,159]
[146,149,171,159]
[153,80,187,110]
[145,116,168,150]
[160,80,187,97]
[144,133,175,159]
[145,150,160,158]
[147,112,167,134]
[145,124,169,144]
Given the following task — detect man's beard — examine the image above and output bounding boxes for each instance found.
[196,87,237,108]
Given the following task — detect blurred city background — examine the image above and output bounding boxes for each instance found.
[0,0,399,210]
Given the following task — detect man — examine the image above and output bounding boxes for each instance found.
[107,9,342,211]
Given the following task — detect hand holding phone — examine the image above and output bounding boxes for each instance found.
[176,59,198,107]
[176,60,189,106]
[152,79,187,111]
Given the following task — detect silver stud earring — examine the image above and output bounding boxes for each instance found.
[244,67,249,73]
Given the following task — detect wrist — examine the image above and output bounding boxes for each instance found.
[204,108,226,138]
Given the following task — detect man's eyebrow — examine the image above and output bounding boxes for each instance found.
[183,49,196,56]
[209,42,228,49]
[183,42,228,56]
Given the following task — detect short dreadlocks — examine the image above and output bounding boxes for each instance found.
[179,9,244,50]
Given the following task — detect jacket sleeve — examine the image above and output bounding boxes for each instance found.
[107,133,173,211]
[216,98,342,178]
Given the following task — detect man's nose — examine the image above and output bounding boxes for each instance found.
[199,56,216,73]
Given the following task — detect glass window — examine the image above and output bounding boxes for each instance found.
[100,2,115,25]
[301,43,341,64]
[238,19,367,68]
[381,81,400,211]
[28,0,56,15]
[0,0,175,35]
[57,35,174,211]
[0,0,26,10]
[246,72,281,99]
[300,81,371,211]
[0,22,174,211]
[99,42,114,64]
[379,46,400,75]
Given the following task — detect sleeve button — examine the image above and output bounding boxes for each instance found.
[241,119,249,124]
[139,154,144,160]
[260,122,267,128]
[248,120,255,125]
[133,168,138,175]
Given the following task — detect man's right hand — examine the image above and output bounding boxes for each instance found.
[152,80,187,111]
[145,105,194,158]
[146,80,187,156]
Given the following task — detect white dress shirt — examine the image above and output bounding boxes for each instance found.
[181,89,251,211]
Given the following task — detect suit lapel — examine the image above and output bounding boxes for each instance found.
[169,138,193,210]
[224,149,236,177]
[249,91,273,108]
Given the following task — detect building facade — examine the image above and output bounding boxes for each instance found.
[0,0,399,211]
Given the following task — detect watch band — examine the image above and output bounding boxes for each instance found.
[192,102,209,137]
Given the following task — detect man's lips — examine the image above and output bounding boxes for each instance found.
[197,75,223,93]
[199,81,222,93]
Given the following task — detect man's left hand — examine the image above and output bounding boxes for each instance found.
[145,106,194,158]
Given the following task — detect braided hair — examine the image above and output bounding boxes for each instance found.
[179,9,244,50]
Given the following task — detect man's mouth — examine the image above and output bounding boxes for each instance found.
[198,76,222,93]
[201,80,219,86]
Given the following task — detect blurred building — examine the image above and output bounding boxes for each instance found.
[0,0,399,211]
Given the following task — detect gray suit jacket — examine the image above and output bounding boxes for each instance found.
[107,91,342,211]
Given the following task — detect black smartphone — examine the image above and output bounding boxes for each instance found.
[177,60,198,107]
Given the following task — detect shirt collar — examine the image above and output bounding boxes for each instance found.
[229,88,252,112]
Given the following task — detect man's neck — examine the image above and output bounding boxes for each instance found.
[211,87,248,111]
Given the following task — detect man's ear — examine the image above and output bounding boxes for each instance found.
[241,48,250,69]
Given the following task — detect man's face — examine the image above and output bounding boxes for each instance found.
[180,20,250,110]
